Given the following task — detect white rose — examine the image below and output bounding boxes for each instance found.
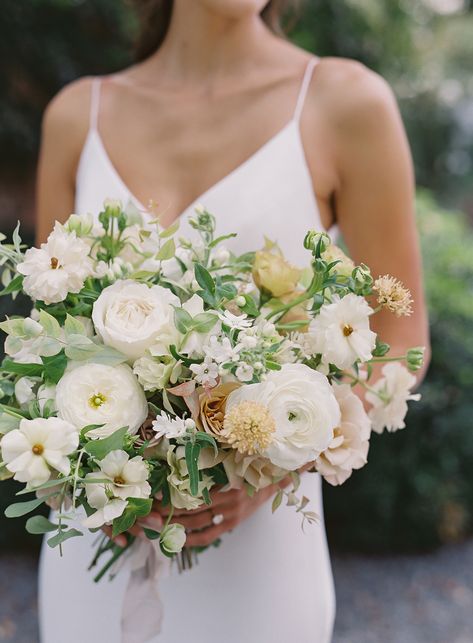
[316,383,371,485]
[308,293,377,369]
[366,362,420,433]
[225,363,340,470]
[92,280,180,362]
[160,523,186,555]
[55,363,148,438]
[17,223,93,304]
[1,417,79,487]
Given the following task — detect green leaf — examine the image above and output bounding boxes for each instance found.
[143,527,161,540]
[89,345,127,366]
[195,431,218,455]
[0,274,24,296]
[36,336,62,357]
[185,441,201,497]
[173,307,193,334]
[238,294,259,317]
[112,497,153,537]
[5,495,50,518]
[0,413,21,434]
[64,314,86,337]
[1,359,44,377]
[194,263,215,296]
[190,313,218,334]
[208,233,237,249]
[84,426,129,460]
[39,310,62,338]
[155,238,176,261]
[42,352,67,384]
[159,219,180,238]
[25,515,59,534]
[272,489,283,513]
[47,528,83,548]
[64,334,98,361]
[0,318,26,336]
[16,476,72,495]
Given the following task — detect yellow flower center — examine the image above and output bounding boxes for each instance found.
[89,392,107,409]
[223,400,275,455]
[113,476,126,486]
[32,444,44,455]
[343,324,354,337]
[50,256,60,269]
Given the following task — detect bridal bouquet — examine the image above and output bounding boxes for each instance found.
[0,200,423,573]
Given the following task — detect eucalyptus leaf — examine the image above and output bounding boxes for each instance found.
[272,489,283,513]
[39,310,61,339]
[190,313,218,334]
[64,314,86,337]
[47,528,83,548]
[5,494,52,518]
[25,515,59,534]
[84,426,129,460]
[155,238,175,261]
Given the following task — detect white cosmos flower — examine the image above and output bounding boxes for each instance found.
[152,413,195,440]
[308,293,377,369]
[218,310,252,330]
[316,383,371,485]
[366,362,420,433]
[1,417,79,487]
[83,450,151,529]
[92,279,180,362]
[17,224,93,304]
[225,363,340,470]
[55,363,148,439]
[189,358,219,387]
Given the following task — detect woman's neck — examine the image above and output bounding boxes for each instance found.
[148,2,277,88]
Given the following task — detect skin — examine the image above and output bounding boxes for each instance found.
[36,0,430,547]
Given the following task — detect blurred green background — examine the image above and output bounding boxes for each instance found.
[0,0,472,553]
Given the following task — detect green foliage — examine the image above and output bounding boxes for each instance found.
[324,191,473,552]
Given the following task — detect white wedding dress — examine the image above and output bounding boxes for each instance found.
[39,57,336,643]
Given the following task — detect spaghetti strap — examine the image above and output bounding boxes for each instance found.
[89,78,102,132]
[293,57,319,123]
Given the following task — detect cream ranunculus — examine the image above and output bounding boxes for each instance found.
[224,363,340,470]
[17,223,93,304]
[1,417,79,487]
[316,383,371,485]
[307,293,377,370]
[366,362,420,433]
[223,450,286,491]
[92,279,180,362]
[252,250,302,297]
[55,363,148,438]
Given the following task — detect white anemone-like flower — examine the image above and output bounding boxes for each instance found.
[225,363,340,470]
[308,293,377,369]
[92,280,180,362]
[1,417,79,487]
[83,450,151,529]
[366,362,420,433]
[316,383,371,485]
[17,224,93,304]
[55,363,148,438]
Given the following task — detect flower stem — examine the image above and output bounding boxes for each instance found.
[93,536,135,583]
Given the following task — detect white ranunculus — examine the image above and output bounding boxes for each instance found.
[316,383,371,485]
[366,362,420,434]
[14,377,38,405]
[92,280,180,362]
[55,363,148,438]
[225,363,340,470]
[308,293,377,369]
[1,417,79,487]
[83,450,151,528]
[160,523,186,554]
[17,223,93,304]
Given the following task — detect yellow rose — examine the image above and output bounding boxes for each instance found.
[252,250,302,297]
[322,244,355,278]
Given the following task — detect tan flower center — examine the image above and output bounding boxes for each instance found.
[343,324,354,337]
[32,444,44,455]
[50,256,60,269]
[89,392,107,409]
[223,400,275,455]
[113,476,126,486]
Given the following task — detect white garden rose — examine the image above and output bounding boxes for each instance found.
[316,383,371,485]
[307,293,377,369]
[55,363,148,438]
[1,417,79,487]
[224,363,340,470]
[160,523,186,554]
[17,223,93,304]
[366,362,420,433]
[92,280,180,362]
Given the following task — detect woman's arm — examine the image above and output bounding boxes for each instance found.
[36,78,92,243]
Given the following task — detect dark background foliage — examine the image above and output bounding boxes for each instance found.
[0,0,472,553]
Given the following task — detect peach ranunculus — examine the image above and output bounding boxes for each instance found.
[222,450,286,491]
[198,382,242,442]
[315,383,371,485]
[252,250,302,298]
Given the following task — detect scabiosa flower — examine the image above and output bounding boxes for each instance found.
[373,275,413,317]
[222,400,276,455]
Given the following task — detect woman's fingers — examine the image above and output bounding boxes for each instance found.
[102,525,127,547]
[159,488,245,516]
[185,519,235,548]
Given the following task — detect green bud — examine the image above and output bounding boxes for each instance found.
[103,198,122,217]
[303,230,330,257]
[160,523,186,555]
[352,263,373,288]
[407,346,425,372]
[64,213,94,236]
